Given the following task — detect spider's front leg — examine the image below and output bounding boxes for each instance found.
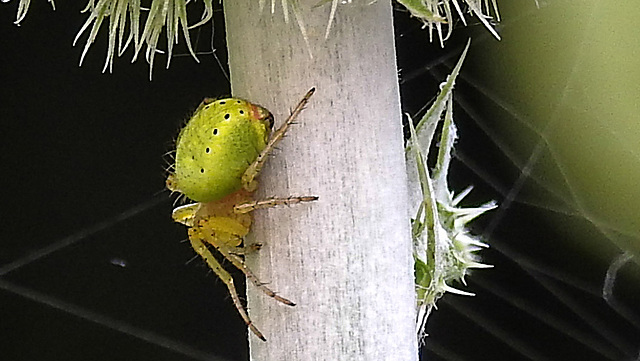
[241,87,315,192]
[234,196,319,214]
[237,88,319,213]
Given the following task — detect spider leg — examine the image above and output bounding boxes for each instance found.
[228,243,263,255]
[196,216,295,306]
[241,88,315,192]
[198,216,249,242]
[215,242,296,307]
[188,233,267,341]
[233,196,319,214]
[171,203,200,226]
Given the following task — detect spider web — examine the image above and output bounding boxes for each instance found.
[1,1,639,361]
[397,2,640,360]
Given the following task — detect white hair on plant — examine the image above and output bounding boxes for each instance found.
[258,0,312,58]
[10,0,500,77]
[8,0,213,78]
[12,0,56,25]
[406,40,496,341]
[71,0,213,80]
[73,0,141,74]
[266,0,501,50]
[396,0,501,45]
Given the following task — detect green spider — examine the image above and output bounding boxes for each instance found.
[166,88,317,341]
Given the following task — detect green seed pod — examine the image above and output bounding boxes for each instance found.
[168,97,274,202]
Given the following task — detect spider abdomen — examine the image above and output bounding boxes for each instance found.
[171,98,273,202]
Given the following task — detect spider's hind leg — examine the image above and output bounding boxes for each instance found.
[196,215,296,307]
[216,241,296,307]
[188,232,266,341]
[229,243,262,255]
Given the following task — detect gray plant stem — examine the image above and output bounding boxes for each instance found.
[223,1,417,359]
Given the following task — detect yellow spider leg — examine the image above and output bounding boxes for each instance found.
[228,243,263,255]
[188,233,267,341]
[242,88,316,192]
[198,216,250,243]
[171,203,200,226]
[214,242,296,307]
[234,196,319,214]
[196,215,295,306]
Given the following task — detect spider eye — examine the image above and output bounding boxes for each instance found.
[265,113,274,129]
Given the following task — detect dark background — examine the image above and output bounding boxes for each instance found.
[1,2,639,361]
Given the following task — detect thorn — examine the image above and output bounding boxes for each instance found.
[443,283,475,296]
[466,262,493,269]
[455,233,489,248]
